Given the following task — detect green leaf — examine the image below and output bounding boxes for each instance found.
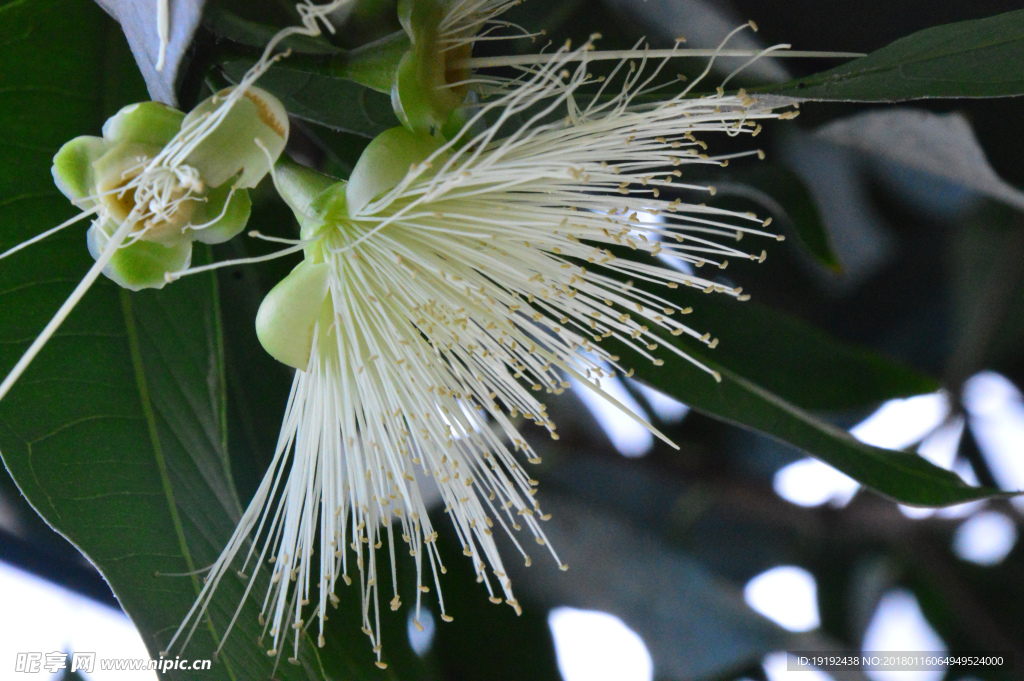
[0,1,425,678]
[614,325,1004,507]
[679,291,938,411]
[757,10,1024,101]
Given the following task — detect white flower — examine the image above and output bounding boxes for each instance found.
[172,39,790,667]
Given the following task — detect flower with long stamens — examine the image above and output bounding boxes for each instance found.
[340,0,854,137]
[170,38,790,667]
[0,84,288,401]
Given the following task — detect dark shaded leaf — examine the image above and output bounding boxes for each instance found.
[680,290,938,411]
[717,164,842,272]
[757,10,1024,101]
[223,61,399,137]
[203,4,341,55]
[612,331,1006,506]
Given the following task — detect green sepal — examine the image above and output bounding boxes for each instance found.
[392,50,440,132]
[391,0,469,134]
[340,30,411,93]
[188,182,252,244]
[440,105,473,144]
[86,221,192,291]
[347,126,445,215]
[256,260,331,369]
[272,159,347,250]
[101,101,184,147]
[274,159,341,222]
[51,135,107,205]
[181,86,289,189]
[307,183,348,245]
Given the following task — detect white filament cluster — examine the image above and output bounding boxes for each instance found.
[171,40,790,668]
[438,0,533,51]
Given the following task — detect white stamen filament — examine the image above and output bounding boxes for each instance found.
[455,46,866,70]
[438,0,528,47]
[164,243,308,282]
[156,0,169,72]
[0,207,99,261]
[0,218,135,400]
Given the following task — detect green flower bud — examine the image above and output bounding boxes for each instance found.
[256,261,331,370]
[50,87,286,290]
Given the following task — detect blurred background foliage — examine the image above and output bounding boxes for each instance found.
[1,0,1024,680]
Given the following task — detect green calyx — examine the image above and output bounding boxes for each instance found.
[273,159,347,252]
[258,125,444,370]
[258,161,344,370]
[391,0,472,134]
[51,87,287,290]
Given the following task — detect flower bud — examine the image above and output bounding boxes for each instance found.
[256,261,331,370]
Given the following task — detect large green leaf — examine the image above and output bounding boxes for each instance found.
[679,291,938,411]
[757,10,1024,101]
[0,1,425,678]
[615,317,1006,507]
